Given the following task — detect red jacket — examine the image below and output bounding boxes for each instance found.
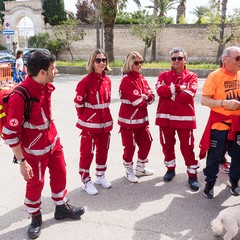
[118,71,154,129]
[2,76,60,158]
[199,110,240,159]
[74,71,113,133]
[155,67,197,129]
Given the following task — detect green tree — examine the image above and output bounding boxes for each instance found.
[131,12,165,61]
[230,9,240,44]
[146,0,177,61]
[148,0,178,17]
[76,0,95,24]
[176,0,186,24]
[0,0,14,24]
[191,6,209,24]
[76,0,102,49]
[53,19,85,61]
[206,0,236,62]
[28,32,63,58]
[100,0,140,61]
[42,0,67,25]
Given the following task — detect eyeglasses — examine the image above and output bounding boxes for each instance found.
[171,56,184,62]
[95,58,107,64]
[227,56,240,62]
[134,61,144,66]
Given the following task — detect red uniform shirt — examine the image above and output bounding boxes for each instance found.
[74,71,113,133]
[155,68,197,129]
[118,71,154,129]
[2,75,60,157]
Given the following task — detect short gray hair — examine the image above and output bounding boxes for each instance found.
[169,47,187,58]
[222,46,240,61]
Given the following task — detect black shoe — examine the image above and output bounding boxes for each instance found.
[163,170,175,182]
[188,178,199,191]
[230,181,240,196]
[27,212,42,239]
[203,182,214,199]
[54,203,85,220]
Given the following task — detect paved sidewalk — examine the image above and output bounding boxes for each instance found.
[0,74,239,240]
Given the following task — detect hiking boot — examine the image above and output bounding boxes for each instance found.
[95,175,112,189]
[163,170,175,182]
[135,168,154,177]
[27,212,42,239]
[125,169,138,183]
[203,182,215,199]
[54,203,85,220]
[230,181,240,196]
[188,178,200,191]
[82,181,98,195]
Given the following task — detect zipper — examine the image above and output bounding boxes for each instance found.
[28,133,43,148]
[38,161,42,181]
[96,91,100,104]
[87,112,96,122]
[130,109,138,120]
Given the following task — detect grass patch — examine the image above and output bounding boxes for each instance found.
[57,60,219,70]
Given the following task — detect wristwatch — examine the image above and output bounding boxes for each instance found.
[13,155,26,164]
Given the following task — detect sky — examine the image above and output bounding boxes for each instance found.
[64,0,237,23]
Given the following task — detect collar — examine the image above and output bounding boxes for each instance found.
[23,75,55,95]
[128,71,141,78]
[221,65,238,76]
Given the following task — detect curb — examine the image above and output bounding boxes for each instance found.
[57,66,212,78]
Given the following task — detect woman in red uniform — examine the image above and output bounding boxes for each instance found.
[74,49,113,195]
[118,51,155,183]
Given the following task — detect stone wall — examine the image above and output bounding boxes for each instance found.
[0,24,235,63]
[57,24,223,63]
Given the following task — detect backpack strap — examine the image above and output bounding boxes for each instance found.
[12,85,39,121]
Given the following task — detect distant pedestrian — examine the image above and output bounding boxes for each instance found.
[155,47,200,191]
[14,50,26,82]
[118,51,155,183]
[74,49,113,195]
[200,46,240,198]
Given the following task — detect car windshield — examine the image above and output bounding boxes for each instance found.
[0,53,15,61]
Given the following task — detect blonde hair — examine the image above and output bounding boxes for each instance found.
[122,51,143,74]
[86,49,111,73]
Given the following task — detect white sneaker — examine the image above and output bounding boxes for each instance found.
[135,168,154,177]
[95,175,112,189]
[125,169,138,183]
[82,181,98,195]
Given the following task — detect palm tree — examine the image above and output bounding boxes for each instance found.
[100,0,140,61]
[147,0,178,61]
[191,6,209,24]
[176,0,186,24]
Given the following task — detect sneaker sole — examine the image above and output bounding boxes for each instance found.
[95,180,112,189]
[82,186,98,195]
[203,191,213,199]
[135,172,154,177]
[125,175,138,183]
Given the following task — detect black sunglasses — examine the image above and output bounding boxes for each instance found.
[228,56,240,62]
[171,56,184,62]
[95,58,107,64]
[134,61,144,66]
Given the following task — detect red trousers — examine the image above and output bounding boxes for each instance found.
[120,126,152,166]
[79,131,110,183]
[24,145,67,214]
[159,127,199,178]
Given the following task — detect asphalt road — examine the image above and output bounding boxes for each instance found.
[0,74,239,240]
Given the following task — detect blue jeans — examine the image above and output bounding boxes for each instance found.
[203,130,240,184]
